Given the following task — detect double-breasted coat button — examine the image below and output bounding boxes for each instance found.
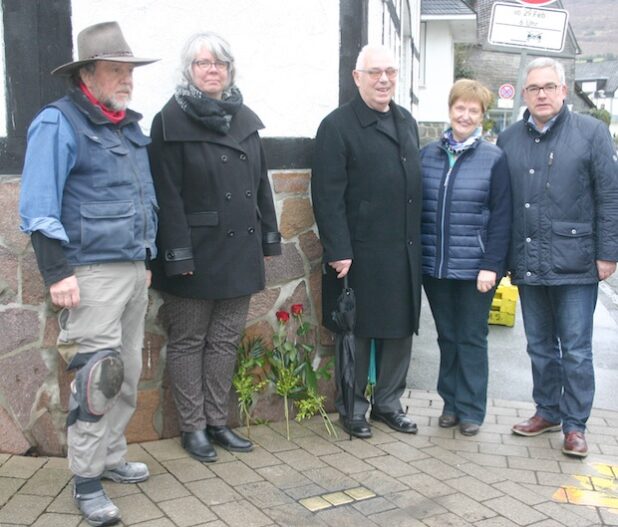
[227,230,235,237]
[239,153,247,161]
[166,250,175,259]
[225,192,232,200]
[245,190,253,198]
[248,227,255,234]
[220,154,228,163]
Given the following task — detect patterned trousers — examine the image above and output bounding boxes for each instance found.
[160,292,250,431]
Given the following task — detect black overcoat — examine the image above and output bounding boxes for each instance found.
[311,95,422,338]
[148,96,281,299]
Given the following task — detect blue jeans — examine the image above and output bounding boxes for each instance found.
[423,276,496,425]
[518,284,598,433]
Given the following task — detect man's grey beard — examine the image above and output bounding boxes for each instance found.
[103,94,131,111]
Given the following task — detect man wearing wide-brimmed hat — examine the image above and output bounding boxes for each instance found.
[19,21,159,527]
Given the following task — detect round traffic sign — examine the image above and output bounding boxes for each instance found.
[516,0,557,5]
[498,83,515,100]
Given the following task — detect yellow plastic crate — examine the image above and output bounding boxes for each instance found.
[488,277,519,327]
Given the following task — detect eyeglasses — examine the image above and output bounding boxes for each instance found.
[357,68,399,80]
[192,59,229,71]
[524,83,560,96]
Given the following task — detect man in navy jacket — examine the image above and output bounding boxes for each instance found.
[497,57,618,458]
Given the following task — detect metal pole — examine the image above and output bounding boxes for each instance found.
[510,49,528,124]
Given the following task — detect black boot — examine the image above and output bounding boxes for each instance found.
[206,426,253,452]
[181,430,217,462]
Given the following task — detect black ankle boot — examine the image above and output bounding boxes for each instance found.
[181,430,217,462]
[206,426,253,452]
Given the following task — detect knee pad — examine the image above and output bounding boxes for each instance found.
[67,350,124,426]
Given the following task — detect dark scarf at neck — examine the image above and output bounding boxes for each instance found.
[79,81,126,124]
[174,84,243,134]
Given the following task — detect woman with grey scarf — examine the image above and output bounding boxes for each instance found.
[149,32,281,462]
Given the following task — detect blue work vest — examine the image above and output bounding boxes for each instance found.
[50,97,158,265]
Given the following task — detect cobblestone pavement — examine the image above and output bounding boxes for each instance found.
[1,389,617,526]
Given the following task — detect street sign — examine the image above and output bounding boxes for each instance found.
[517,0,557,5]
[488,2,569,52]
[498,83,515,99]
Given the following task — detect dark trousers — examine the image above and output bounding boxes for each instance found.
[423,276,496,425]
[335,335,412,419]
[160,292,250,431]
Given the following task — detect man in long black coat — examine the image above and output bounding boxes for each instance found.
[311,45,422,438]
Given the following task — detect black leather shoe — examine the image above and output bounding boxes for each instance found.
[206,426,253,452]
[181,430,217,462]
[370,410,418,434]
[438,414,459,428]
[340,416,372,439]
[459,422,480,436]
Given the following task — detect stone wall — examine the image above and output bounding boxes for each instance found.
[419,122,446,148]
[0,170,334,456]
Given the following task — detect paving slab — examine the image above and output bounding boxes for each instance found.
[0,390,617,526]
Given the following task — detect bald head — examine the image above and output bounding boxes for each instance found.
[353,44,398,112]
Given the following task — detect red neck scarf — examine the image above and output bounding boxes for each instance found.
[79,82,127,124]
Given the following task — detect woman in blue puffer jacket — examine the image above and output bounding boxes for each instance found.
[420,79,512,436]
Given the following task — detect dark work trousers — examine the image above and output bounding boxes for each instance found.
[335,335,412,419]
[423,276,496,425]
[160,292,250,431]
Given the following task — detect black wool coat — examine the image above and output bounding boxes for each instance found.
[311,95,423,338]
[149,96,281,300]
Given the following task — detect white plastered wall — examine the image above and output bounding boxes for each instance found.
[416,20,454,123]
[71,0,339,137]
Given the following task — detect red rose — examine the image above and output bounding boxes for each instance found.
[276,310,290,323]
[291,304,304,316]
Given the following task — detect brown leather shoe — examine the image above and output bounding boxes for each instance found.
[562,431,588,458]
[512,415,561,437]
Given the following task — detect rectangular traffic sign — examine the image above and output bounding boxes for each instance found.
[488,2,569,52]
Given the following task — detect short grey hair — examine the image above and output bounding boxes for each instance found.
[179,32,236,90]
[355,44,395,70]
[525,57,566,85]
[72,61,97,85]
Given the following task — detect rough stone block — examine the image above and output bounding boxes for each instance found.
[0,406,31,454]
[299,230,323,262]
[252,390,294,424]
[0,349,49,428]
[0,308,41,357]
[43,315,60,347]
[243,320,275,347]
[0,179,30,254]
[247,287,281,321]
[141,332,165,381]
[29,411,65,457]
[279,197,315,239]
[265,243,304,286]
[0,246,18,304]
[280,280,312,317]
[126,388,160,443]
[272,171,310,194]
[57,362,74,413]
[21,252,46,305]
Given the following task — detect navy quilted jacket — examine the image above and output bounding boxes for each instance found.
[420,138,512,280]
[497,105,618,285]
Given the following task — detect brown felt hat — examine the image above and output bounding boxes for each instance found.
[51,21,158,76]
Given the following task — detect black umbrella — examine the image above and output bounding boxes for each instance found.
[331,275,356,440]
